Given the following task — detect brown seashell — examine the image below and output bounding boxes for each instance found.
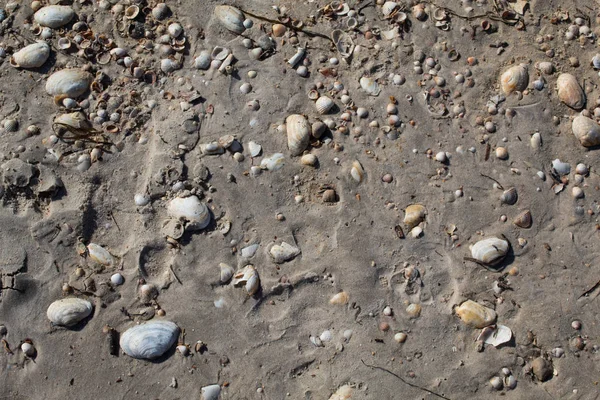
[572,115,600,147]
[272,24,286,37]
[322,189,338,203]
[557,73,585,110]
[329,291,349,305]
[456,300,497,328]
[513,210,532,228]
[404,204,426,229]
[500,64,528,94]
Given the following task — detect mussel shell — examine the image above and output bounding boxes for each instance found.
[47,298,93,326]
[500,64,528,94]
[557,73,585,110]
[34,5,75,28]
[167,196,211,230]
[120,321,180,359]
[214,5,246,34]
[572,115,600,147]
[46,69,93,98]
[286,114,310,156]
[470,237,509,266]
[10,42,50,69]
[500,187,518,205]
[456,300,497,328]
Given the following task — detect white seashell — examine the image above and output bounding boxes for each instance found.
[356,107,368,118]
[260,153,285,171]
[310,335,323,347]
[551,159,571,175]
[87,243,115,266]
[477,324,513,347]
[500,187,518,205]
[470,237,509,266]
[10,42,50,69]
[54,112,92,131]
[134,193,150,206]
[201,384,221,400]
[382,1,398,17]
[241,244,259,258]
[111,273,124,285]
[592,54,600,69]
[410,226,423,238]
[120,321,180,359]
[557,73,585,110]
[315,96,334,114]
[21,342,35,357]
[214,5,246,34]
[320,330,332,342]
[360,76,381,96]
[167,196,211,230]
[330,291,349,305]
[219,263,234,283]
[232,265,260,295]
[455,300,497,328]
[530,132,542,150]
[575,163,588,175]
[286,114,311,156]
[394,332,407,343]
[47,298,93,326]
[505,375,517,390]
[240,82,252,94]
[350,160,365,183]
[248,141,262,157]
[168,23,183,38]
[46,69,93,98]
[194,50,211,70]
[329,385,353,400]
[160,58,180,73]
[490,377,503,390]
[404,204,426,229]
[500,64,528,94]
[34,5,75,28]
[572,115,600,147]
[152,3,169,20]
[269,242,301,263]
[300,154,318,167]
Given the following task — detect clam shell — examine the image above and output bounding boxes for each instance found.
[286,114,311,156]
[87,243,115,266]
[219,263,234,283]
[10,42,50,69]
[201,384,221,400]
[500,64,528,94]
[260,153,285,170]
[269,242,301,263]
[360,76,381,96]
[120,321,180,359]
[232,265,259,295]
[456,300,497,328]
[167,196,211,230]
[403,204,426,229]
[47,298,93,326]
[551,159,571,175]
[478,324,513,347]
[329,385,353,400]
[330,291,349,305]
[46,69,93,98]
[470,237,509,266]
[300,154,318,167]
[530,132,542,150]
[311,121,326,138]
[381,1,398,17]
[214,5,245,34]
[350,160,365,183]
[572,115,600,147]
[500,187,518,205]
[513,210,532,228]
[54,112,92,131]
[34,5,75,28]
[557,73,585,110]
[315,96,334,114]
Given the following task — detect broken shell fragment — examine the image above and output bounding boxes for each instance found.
[232,265,260,295]
[87,243,115,266]
[286,114,311,156]
[34,5,75,28]
[330,291,349,305]
[500,64,528,94]
[47,298,93,327]
[360,76,381,96]
[46,69,93,98]
[214,5,246,35]
[120,321,180,360]
[167,196,211,230]
[260,153,285,171]
[572,115,600,147]
[513,210,532,228]
[269,242,301,263]
[557,73,585,110]
[10,42,50,69]
[456,300,497,328]
[469,237,509,267]
[403,204,426,229]
[350,160,365,183]
[477,324,513,347]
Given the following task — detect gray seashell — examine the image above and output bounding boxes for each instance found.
[47,298,93,326]
[46,69,93,98]
[10,42,50,69]
[219,263,234,283]
[500,64,528,94]
[34,5,75,28]
[201,384,221,400]
[557,73,585,110]
[513,210,532,228]
[167,195,211,230]
[500,187,518,205]
[160,58,180,73]
[287,114,311,156]
[120,321,180,359]
[381,2,398,17]
[312,121,326,138]
[3,118,18,132]
[260,153,285,171]
[269,242,301,263]
[533,78,544,91]
[241,243,259,258]
[572,115,600,147]
[152,3,170,20]
[360,76,381,96]
[470,237,509,266]
[505,375,517,390]
[551,159,571,175]
[214,5,245,35]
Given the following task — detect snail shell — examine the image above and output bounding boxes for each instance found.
[269,242,301,263]
[214,5,246,34]
[455,300,497,328]
[500,64,528,94]
[470,236,509,266]
[500,187,518,205]
[572,115,600,147]
[513,210,532,228]
[120,321,180,360]
[403,204,426,229]
[87,243,115,266]
[286,114,311,156]
[46,69,93,98]
[47,298,93,326]
[10,42,50,69]
[167,195,211,230]
[219,263,234,283]
[232,265,260,295]
[315,96,334,114]
[557,73,585,110]
[329,291,349,305]
[350,160,365,183]
[34,5,75,28]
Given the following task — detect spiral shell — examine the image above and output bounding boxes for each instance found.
[34,5,75,28]
[572,115,600,147]
[557,73,585,110]
[456,300,497,328]
[500,187,518,205]
[46,69,93,98]
[350,160,365,183]
[47,298,93,327]
[232,265,260,295]
[87,243,115,266]
[10,42,50,69]
[286,114,310,156]
[513,210,532,229]
[167,195,211,230]
[500,64,528,94]
[214,5,246,34]
[470,237,509,266]
[403,204,426,229]
[315,96,335,114]
[120,321,180,360]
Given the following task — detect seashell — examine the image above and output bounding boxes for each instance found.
[490,377,503,390]
[53,112,92,131]
[200,142,224,155]
[551,159,571,175]
[167,196,211,230]
[350,160,364,183]
[57,37,71,50]
[322,189,338,203]
[269,242,301,263]
[536,61,554,74]
[572,115,600,147]
[406,303,422,317]
[3,119,18,132]
[469,236,509,267]
[46,69,93,98]
[505,375,517,390]
[272,23,286,37]
[10,42,50,69]
[500,64,528,94]
[160,58,180,73]
[241,244,259,258]
[34,5,75,28]
[455,300,497,328]
[201,384,221,400]
[592,54,600,69]
[557,73,585,110]
[219,263,234,283]
[214,5,246,35]
[413,5,426,20]
[330,291,349,305]
[124,5,140,19]
[329,385,353,400]
[87,243,115,266]
[360,76,381,96]
[286,114,311,156]
[240,82,252,94]
[310,335,323,347]
[111,273,124,285]
[531,357,553,382]
[381,1,398,17]
[260,153,285,171]
[300,154,318,167]
[331,29,354,58]
[152,3,169,20]
[403,204,426,229]
[513,210,532,228]
[232,265,260,295]
[320,330,332,342]
[315,96,334,114]
[168,23,183,38]
[500,187,518,205]
[530,132,542,150]
[120,321,180,360]
[477,324,513,347]
[288,47,305,68]
[248,141,262,157]
[21,342,35,357]
[47,298,93,326]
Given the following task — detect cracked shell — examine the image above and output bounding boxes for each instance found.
[500,64,528,94]
[47,298,93,327]
[10,42,50,69]
[45,69,93,98]
[120,321,180,359]
[34,5,75,28]
[557,73,585,110]
[232,265,260,295]
[572,115,600,147]
[403,204,426,229]
[286,114,311,156]
[214,5,246,34]
[167,196,211,230]
[456,300,497,328]
[470,237,509,266]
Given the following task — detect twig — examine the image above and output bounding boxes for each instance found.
[169,265,182,285]
[479,173,503,190]
[579,279,600,299]
[361,360,452,400]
